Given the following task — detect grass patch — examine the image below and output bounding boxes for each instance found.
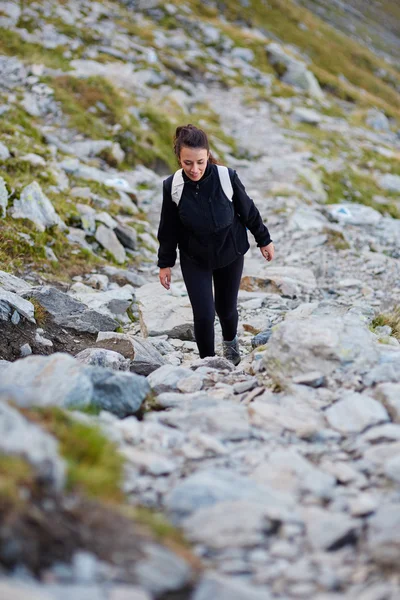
[27,297,48,327]
[50,75,126,140]
[0,27,70,70]
[21,407,124,502]
[321,168,400,218]
[323,227,350,250]
[0,453,35,511]
[0,217,100,279]
[371,307,400,340]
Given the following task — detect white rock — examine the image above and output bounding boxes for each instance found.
[0,289,36,322]
[325,392,389,434]
[12,181,65,232]
[95,224,126,264]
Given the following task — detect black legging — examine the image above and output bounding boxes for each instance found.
[180,252,244,358]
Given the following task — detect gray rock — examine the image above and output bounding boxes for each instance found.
[0,359,10,373]
[0,176,8,218]
[366,109,390,131]
[109,587,151,600]
[133,544,192,596]
[95,224,126,264]
[378,173,400,193]
[147,364,194,394]
[183,501,275,549]
[243,266,317,298]
[68,282,134,322]
[368,504,400,566]
[103,266,147,288]
[374,383,400,422]
[114,223,137,250]
[325,392,389,434]
[75,348,131,371]
[122,447,175,475]
[0,141,10,160]
[249,394,324,439]
[292,107,322,125]
[0,353,149,417]
[20,153,46,166]
[0,400,65,490]
[288,207,329,232]
[303,507,358,550]
[266,42,324,100]
[20,343,32,357]
[0,580,54,600]
[364,356,400,385]
[252,448,335,500]
[12,181,65,232]
[193,572,270,600]
[384,453,400,483]
[96,331,136,359]
[327,203,382,226]
[135,283,194,340]
[251,329,273,348]
[264,310,379,383]
[130,338,167,375]
[85,367,150,417]
[11,310,20,325]
[0,288,35,322]
[25,286,118,333]
[166,468,291,522]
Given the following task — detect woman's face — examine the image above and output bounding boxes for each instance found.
[179,146,209,181]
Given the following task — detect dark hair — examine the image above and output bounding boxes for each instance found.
[173,124,218,164]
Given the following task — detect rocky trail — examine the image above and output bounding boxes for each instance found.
[1,0,400,598]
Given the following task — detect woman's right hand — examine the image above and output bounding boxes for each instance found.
[159,267,171,290]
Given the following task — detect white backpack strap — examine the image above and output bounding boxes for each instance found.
[217,165,233,202]
[171,169,185,205]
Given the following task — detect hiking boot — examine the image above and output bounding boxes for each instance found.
[222,336,241,366]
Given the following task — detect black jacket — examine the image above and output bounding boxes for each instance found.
[157,162,272,270]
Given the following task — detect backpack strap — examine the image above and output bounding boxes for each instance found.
[217,165,233,202]
[171,168,185,205]
[171,165,233,205]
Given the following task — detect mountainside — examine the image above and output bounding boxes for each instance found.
[1,1,400,599]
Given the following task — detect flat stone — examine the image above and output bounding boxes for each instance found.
[368,503,400,566]
[303,507,358,551]
[327,203,382,226]
[193,572,270,600]
[325,392,389,434]
[374,383,400,422]
[133,543,192,596]
[147,364,194,394]
[183,501,275,549]
[75,348,130,371]
[109,587,151,600]
[95,224,126,264]
[26,286,118,333]
[136,283,194,340]
[0,288,35,322]
[0,270,32,294]
[249,395,324,438]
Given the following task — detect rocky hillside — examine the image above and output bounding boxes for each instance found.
[1,0,400,599]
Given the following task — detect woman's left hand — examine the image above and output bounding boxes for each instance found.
[260,242,274,262]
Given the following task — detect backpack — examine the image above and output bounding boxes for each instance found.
[171,165,233,206]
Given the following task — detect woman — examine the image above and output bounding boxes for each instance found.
[157,124,274,365]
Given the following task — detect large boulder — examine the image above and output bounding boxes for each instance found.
[0,353,150,417]
[136,283,194,340]
[24,286,118,334]
[263,303,379,384]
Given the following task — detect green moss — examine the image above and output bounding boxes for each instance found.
[22,407,124,502]
[131,506,189,546]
